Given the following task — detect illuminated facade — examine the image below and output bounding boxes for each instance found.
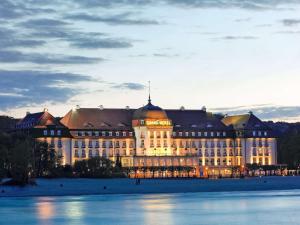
[16,98,277,178]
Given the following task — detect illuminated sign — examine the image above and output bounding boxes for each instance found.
[145,120,172,126]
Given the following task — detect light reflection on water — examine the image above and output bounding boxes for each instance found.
[1,190,300,225]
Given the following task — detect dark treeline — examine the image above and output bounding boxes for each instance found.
[0,132,125,186]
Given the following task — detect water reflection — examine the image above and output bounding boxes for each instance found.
[2,190,300,225]
[36,197,55,225]
[139,195,175,225]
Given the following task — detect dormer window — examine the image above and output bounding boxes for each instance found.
[50,130,54,136]
[223,132,226,137]
[204,132,208,137]
[191,124,197,128]
[179,132,182,137]
[57,130,61,136]
[109,132,113,136]
[116,132,120,137]
[217,132,220,137]
[264,131,267,136]
[123,132,126,137]
[258,131,262,136]
[211,132,214,137]
[185,132,189,137]
[191,132,195,137]
[95,131,99,136]
[43,130,47,136]
[102,131,106,136]
[253,131,256,136]
[198,132,201,137]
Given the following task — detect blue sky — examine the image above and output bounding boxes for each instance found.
[1,0,300,121]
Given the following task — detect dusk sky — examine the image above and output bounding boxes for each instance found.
[1,0,300,121]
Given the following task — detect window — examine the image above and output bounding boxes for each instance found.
[191,132,195,137]
[258,131,262,136]
[164,140,168,147]
[264,131,267,136]
[217,132,220,137]
[129,132,133,136]
[102,131,106,136]
[150,139,154,147]
[210,132,214,137]
[172,132,176,137]
[43,130,47,136]
[123,132,126,137]
[185,132,189,137]
[88,131,92,136]
[57,130,61,136]
[204,132,208,137]
[223,132,226,137]
[253,131,256,136]
[198,132,201,137]
[50,130,54,136]
[179,132,182,137]
[109,132,113,136]
[141,140,145,148]
[95,131,99,136]
[116,132,120,137]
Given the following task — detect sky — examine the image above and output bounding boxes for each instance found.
[1,0,300,122]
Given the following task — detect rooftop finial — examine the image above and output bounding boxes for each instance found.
[148,80,151,104]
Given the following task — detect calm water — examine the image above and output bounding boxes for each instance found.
[1,190,300,225]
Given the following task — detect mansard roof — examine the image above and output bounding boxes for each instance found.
[166,109,231,131]
[60,107,231,131]
[222,113,270,130]
[60,108,135,130]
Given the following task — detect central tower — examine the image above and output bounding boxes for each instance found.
[132,97,173,156]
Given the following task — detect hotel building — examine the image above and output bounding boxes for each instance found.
[16,98,277,178]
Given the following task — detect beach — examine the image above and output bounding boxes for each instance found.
[1,176,300,197]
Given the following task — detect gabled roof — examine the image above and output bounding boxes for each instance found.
[16,111,63,129]
[222,113,270,130]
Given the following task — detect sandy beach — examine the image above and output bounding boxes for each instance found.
[0,176,300,197]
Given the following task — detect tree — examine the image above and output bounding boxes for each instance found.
[9,136,34,185]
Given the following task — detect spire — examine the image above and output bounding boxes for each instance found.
[148,80,151,104]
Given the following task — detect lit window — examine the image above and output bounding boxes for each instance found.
[57,130,61,136]
[95,131,99,136]
[116,132,120,137]
[217,132,220,137]
[179,132,183,137]
[258,131,262,136]
[43,130,47,136]
[264,131,267,136]
[223,132,226,137]
[191,132,195,137]
[50,130,54,136]
[172,132,176,137]
[198,132,201,137]
[211,132,214,137]
[129,132,133,136]
[204,132,208,137]
[88,131,92,136]
[102,131,106,136]
[185,132,189,136]
[253,131,256,136]
[123,132,126,136]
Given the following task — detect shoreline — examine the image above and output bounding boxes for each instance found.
[1,176,300,198]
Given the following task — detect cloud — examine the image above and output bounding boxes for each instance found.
[215,35,258,40]
[68,37,132,49]
[0,27,45,49]
[20,18,133,49]
[0,50,102,64]
[111,82,146,90]
[211,105,300,121]
[18,18,70,29]
[0,70,96,109]
[64,12,159,25]
[164,0,300,10]
[281,19,300,26]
